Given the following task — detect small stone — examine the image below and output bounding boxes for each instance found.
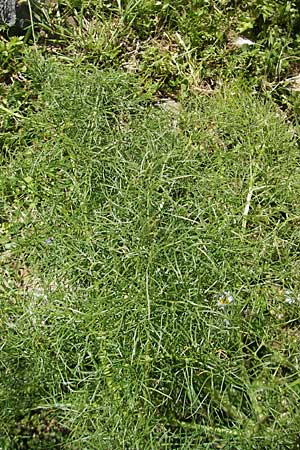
[232,36,255,47]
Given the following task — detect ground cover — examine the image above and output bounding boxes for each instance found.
[1,1,300,107]
[1,57,300,448]
[1,1,300,449]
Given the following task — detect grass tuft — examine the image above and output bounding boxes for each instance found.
[1,58,300,448]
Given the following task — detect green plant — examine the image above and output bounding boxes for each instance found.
[1,59,300,448]
[0,35,26,78]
